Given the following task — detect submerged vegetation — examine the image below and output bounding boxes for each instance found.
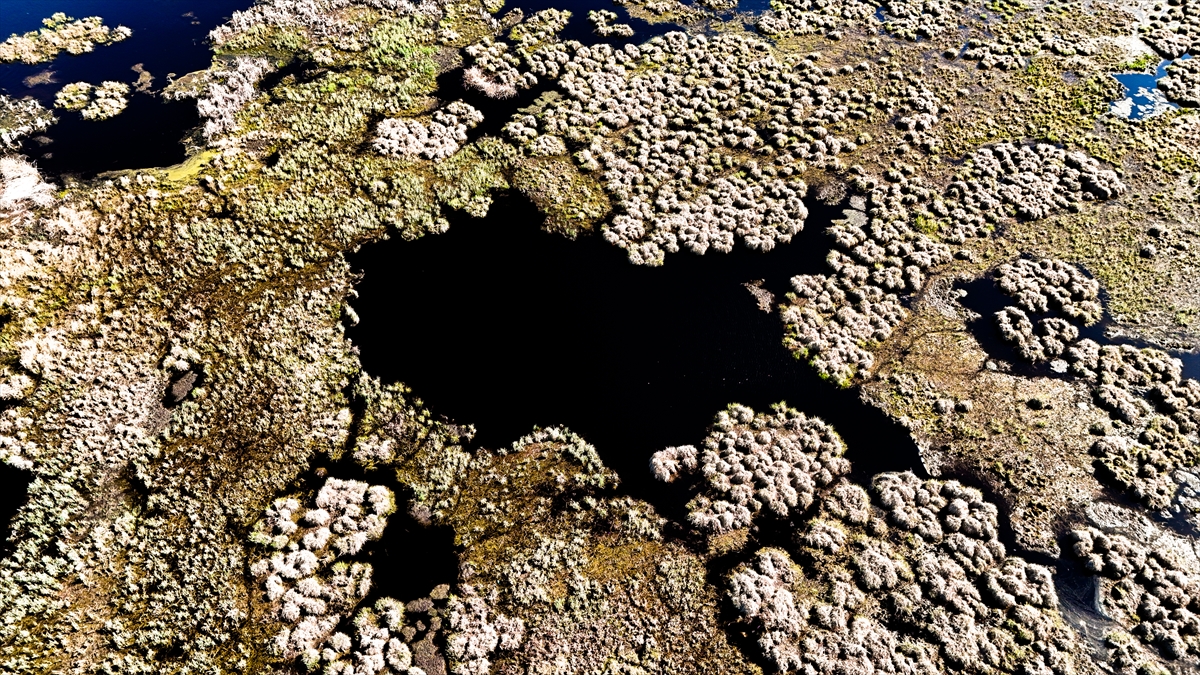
[2,0,1200,672]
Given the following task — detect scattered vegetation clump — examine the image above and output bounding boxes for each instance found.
[756,0,877,40]
[657,408,1088,675]
[982,260,1200,517]
[86,81,130,120]
[726,472,1086,675]
[195,56,276,140]
[463,37,532,98]
[782,197,949,383]
[994,306,1079,362]
[0,13,131,64]
[588,10,635,38]
[1159,58,1200,108]
[53,80,132,120]
[995,257,1103,325]
[956,26,1099,70]
[879,0,970,41]
[782,141,1124,384]
[349,394,755,674]
[373,100,484,159]
[1068,503,1200,670]
[52,82,92,111]
[937,142,1126,242]
[1071,344,1200,509]
[1141,0,1200,58]
[249,478,394,668]
[498,32,870,264]
[652,402,849,532]
[0,96,55,149]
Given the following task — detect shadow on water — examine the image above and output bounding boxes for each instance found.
[0,0,251,178]
[348,193,924,512]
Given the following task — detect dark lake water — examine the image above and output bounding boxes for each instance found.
[348,195,925,507]
[0,0,249,177]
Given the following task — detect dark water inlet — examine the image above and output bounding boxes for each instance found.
[348,193,925,511]
[0,463,30,553]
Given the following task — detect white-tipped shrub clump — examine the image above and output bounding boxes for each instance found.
[196,56,275,141]
[588,10,635,38]
[728,548,808,668]
[1141,0,1200,58]
[1159,57,1200,107]
[314,596,425,675]
[939,142,1126,243]
[80,81,130,120]
[982,268,1200,516]
[783,142,1123,385]
[757,0,876,39]
[722,470,1080,675]
[0,13,131,64]
[463,38,535,98]
[374,101,484,160]
[446,586,526,675]
[994,306,1078,362]
[1068,510,1200,666]
[995,257,1102,325]
[53,79,135,121]
[783,195,950,383]
[492,32,878,263]
[0,96,56,149]
[0,157,56,212]
[1045,323,1200,515]
[249,477,398,669]
[651,403,848,532]
[53,82,93,111]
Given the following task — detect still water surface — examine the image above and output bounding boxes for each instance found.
[0,0,249,175]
